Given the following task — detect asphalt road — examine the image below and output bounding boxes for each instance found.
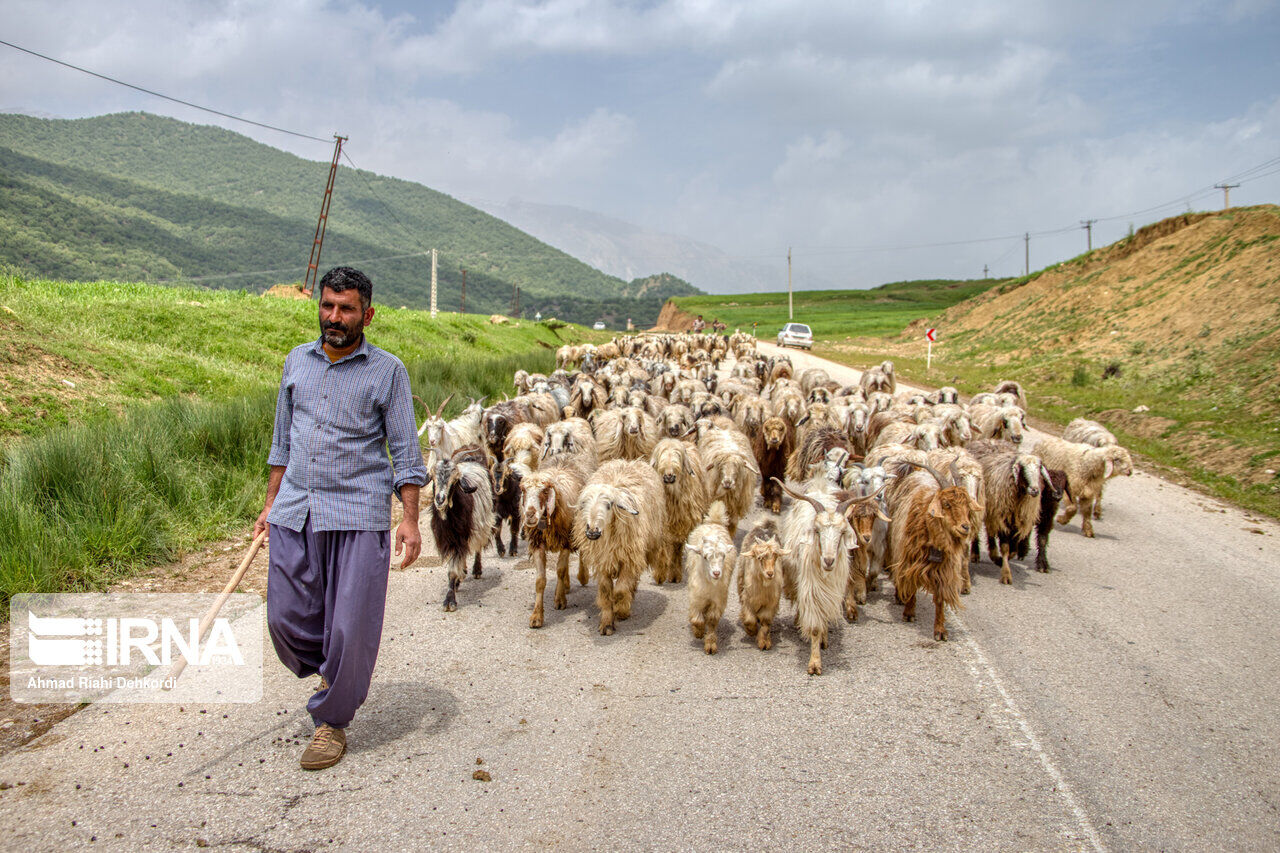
[0,342,1276,852]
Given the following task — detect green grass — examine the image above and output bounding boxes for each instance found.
[671,279,1005,340]
[0,274,594,438]
[0,274,594,604]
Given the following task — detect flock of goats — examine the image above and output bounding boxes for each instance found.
[416,332,1134,675]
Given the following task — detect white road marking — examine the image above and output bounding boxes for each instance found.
[955,613,1108,853]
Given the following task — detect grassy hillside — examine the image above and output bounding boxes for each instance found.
[0,273,589,439]
[820,207,1280,517]
[0,112,699,325]
[665,278,1005,338]
[0,274,592,602]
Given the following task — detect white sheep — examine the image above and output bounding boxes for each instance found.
[683,501,738,654]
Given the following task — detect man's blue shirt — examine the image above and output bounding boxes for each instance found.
[266,335,427,532]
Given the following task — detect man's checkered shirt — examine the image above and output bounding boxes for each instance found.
[266,336,427,532]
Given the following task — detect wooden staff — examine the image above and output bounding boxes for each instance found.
[165,529,268,685]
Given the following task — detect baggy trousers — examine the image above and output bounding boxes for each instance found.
[267,517,391,729]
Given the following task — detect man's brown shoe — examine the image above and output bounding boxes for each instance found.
[318,675,329,691]
[300,723,345,770]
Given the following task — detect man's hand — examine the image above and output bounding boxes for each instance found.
[394,518,422,569]
[253,506,272,541]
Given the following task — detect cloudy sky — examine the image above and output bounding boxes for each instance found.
[3,0,1279,291]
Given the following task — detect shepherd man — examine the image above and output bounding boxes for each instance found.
[254,266,427,770]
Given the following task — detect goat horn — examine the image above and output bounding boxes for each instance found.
[413,394,428,409]
[435,393,455,418]
[772,477,828,515]
[948,459,963,486]
[902,461,949,489]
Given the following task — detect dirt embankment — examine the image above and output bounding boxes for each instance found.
[652,299,696,332]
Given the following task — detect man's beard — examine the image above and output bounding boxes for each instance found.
[321,319,363,349]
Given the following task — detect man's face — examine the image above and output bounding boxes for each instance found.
[319,287,373,349]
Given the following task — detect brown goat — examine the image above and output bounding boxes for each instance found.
[520,462,586,628]
[752,416,795,513]
[736,519,788,650]
[889,462,982,641]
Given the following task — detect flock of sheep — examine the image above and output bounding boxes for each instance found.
[416,333,1134,674]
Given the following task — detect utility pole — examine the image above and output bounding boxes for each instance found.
[516,286,521,318]
[1024,232,1029,276]
[302,134,347,297]
[787,247,793,321]
[511,283,518,317]
[460,268,466,314]
[1214,183,1239,210]
[983,264,989,279]
[430,248,438,319]
[1080,219,1096,252]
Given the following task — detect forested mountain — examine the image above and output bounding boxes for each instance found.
[0,112,699,324]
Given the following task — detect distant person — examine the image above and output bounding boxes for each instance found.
[254,266,427,771]
[752,321,758,337]
[692,314,706,333]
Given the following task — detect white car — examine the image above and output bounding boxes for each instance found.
[592,321,607,331]
[777,322,813,349]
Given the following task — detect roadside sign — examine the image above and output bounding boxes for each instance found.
[926,328,937,342]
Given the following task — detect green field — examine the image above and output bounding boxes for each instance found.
[0,275,597,603]
[671,279,1005,340]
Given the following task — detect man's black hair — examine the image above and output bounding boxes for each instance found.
[319,267,373,309]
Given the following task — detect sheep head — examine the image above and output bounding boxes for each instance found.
[651,439,695,486]
[519,477,556,532]
[577,484,641,540]
[761,417,788,449]
[745,537,788,580]
[775,479,855,571]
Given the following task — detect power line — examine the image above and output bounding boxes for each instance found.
[0,37,331,143]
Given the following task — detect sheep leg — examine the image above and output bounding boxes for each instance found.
[970,537,979,563]
[1000,539,1012,585]
[472,550,483,578]
[987,535,1000,565]
[932,593,948,641]
[807,632,823,675]
[554,550,571,609]
[741,601,758,637]
[529,549,547,629]
[596,572,616,635]
[843,570,862,622]
[690,611,705,639]
[671,545,685,583]
[757,618,772,651]
[1093,489,1104,520]
[493,522,506,557]
[443,563,461,612]
[1056,501,1078,528]
[577,557,589,587]
[651,547,670,585]
[1035,531,1051,573]
[1078,497,1096,538]
[961,554,972,595]
[902,589,917,622]
[613,582,634,621]
[507,515,520,556]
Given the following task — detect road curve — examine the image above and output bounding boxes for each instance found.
[0,343,1275,851]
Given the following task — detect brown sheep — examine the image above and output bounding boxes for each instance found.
[649,438,710,584]
[752,416,795,514]
[888,462,982,642]
[736,519,788,650]
[520,461,587,628]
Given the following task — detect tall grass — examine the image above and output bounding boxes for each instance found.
[0,349,552,605]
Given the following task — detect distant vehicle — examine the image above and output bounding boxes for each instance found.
[777,322,813,349]
[593,321,607,331]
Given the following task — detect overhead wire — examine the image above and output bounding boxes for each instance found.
[0,37,331,144]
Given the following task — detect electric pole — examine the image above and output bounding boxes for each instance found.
[430,248,438,319]
[787,247,793,321]
[302,134,347,297]
[1214,183,1239,210]
[983,264,989,279]
[460,268,466,314]
[1081,219,1096,252]
[1024,232,1029,276]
